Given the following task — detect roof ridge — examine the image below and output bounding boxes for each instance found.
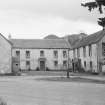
[71,30,105,49]
[11,38,65,40]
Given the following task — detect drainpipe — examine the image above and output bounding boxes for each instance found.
[67,49,70,78]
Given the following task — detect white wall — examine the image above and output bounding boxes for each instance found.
[12,48,69,70]
[97,34,105,72]
[69,44,98,72]
[0,35,12,73]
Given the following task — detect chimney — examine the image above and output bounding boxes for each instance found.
[8,34,12,40]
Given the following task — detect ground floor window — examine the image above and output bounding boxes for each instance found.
[84,61,86,68]
[54,61,58,67]
[90,61,92,69]
[26,61,30,70]
[63,60,67,67]
[26,61,30,65]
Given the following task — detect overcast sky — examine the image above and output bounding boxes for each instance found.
[0,0,102,39]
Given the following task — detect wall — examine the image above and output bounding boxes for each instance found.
[0,35,12,73]
[69,50,73,60]
[69,44,98,72]
[97,34,105,72]
[12,48,69,70]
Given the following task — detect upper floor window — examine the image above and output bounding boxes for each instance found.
[102,43,105,56]
[89,44,92,57]
[26,51,30,58]
[84,61,86,68]
[54,61,58,67]
[16,51,20,57]
[73,49,76,58]
[83,46,86,57]
[77,48,80,57]
[63,51,67,58]
[40,50,44,57]
[54,50,58,58]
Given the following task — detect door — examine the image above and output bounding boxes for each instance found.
[40,61,45,71]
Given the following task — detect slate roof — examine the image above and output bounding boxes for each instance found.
[72,30,105,49]
[0,33,12,45]
[10,39,71,49]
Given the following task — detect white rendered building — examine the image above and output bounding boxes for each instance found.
[11,39,70,71]
[69,30,105,73]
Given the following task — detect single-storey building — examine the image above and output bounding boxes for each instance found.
[0,33,12,74]
[69,30,105,73]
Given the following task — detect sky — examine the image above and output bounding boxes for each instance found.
[0,0,102,39]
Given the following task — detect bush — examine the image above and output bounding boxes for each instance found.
[36,67,39,71]
[78,67,85,73]
[12,71,21,76]
[0,98,7,105]
[46,67,50,71]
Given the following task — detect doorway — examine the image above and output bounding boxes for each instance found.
[40,61,45,71]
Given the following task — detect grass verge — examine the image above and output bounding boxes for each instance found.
[36,76,105,84]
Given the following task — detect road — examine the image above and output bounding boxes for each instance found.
[0,76,104,105]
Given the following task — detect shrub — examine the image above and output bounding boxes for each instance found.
[36,67,39,71]
[46,67,50,71]
[0,98,7,105]
[78,67,85,73]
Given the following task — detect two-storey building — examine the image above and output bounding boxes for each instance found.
[0,33,12,74]
[11,39,70,71]
[69,30,105,73]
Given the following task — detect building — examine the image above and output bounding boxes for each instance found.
[0,33,12,74]
[69,30,105,73]
[11,39,70,71]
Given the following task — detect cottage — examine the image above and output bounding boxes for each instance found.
[0,33,12,74]
[69,30,105,73]
[11,39,70,71]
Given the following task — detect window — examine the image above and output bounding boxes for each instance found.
[63,60,67,67]
[77,48,80,57]
[89,44,92,57]
[90,61,92,69]
[54,61,58,67]
[26,51,30,58]
[26,61,30,70]
[16,51,20,57]
[73,49,76,58]
[63,51,67,58]
[26,61,30,66]
[83,46,86,57]
[102,43,105,56]
[40,50,44,57]
[84,61,86,68]
[54,50,58,58]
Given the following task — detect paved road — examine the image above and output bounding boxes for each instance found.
[0,76,104,105]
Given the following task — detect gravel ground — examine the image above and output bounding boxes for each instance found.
[0,76,104,105]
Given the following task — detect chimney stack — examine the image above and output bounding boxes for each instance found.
[8,34,12,40]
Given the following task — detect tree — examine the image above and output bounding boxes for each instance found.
[81,0,105,29]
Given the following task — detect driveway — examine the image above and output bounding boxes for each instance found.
[0,76,104,105]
